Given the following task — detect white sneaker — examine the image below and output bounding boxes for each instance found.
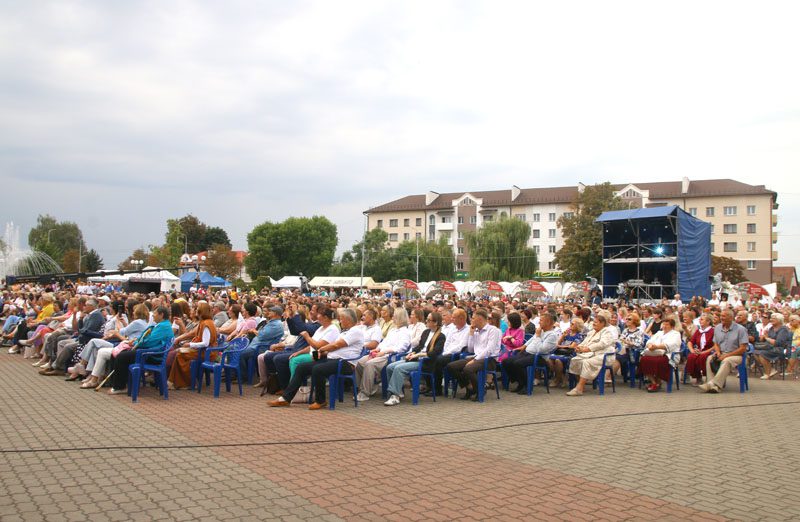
[768,369,778,378]
[18,339,32,346]
[566,388,583,396]
[40,363,52,370]
[356,392,369,402]
[8,346,19,354]
[760,374,770,380]
[384,395,400,406]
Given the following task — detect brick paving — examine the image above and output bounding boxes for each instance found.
[1,351,799,521]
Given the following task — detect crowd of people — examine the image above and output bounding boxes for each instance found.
[2,280,797,410]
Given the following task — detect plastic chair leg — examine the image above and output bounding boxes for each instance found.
[493,374,500,399]
[189,360,198,390]
[129,366,141,402]
[381,366,390,400]
[477,370,486,403]
[237,369,243,396]
[213,367,221,398]
[224,367,232,393]
[411,371,420,405]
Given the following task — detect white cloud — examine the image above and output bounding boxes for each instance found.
[1,0,799,269]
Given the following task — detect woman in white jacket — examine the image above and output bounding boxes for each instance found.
[566,314,616,396]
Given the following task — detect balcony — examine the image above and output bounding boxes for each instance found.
[437,222,454,231]
[772,231,778,244]
[773,250,778,262]
[772,214,778,227]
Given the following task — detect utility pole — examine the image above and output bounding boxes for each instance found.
[415,235,419,282]
[360,212,367,291]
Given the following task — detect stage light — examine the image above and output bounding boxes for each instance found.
[655,245,665,255]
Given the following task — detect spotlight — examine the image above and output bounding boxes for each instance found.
[655,245,665,255]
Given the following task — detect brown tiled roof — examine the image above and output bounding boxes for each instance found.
[772,266,797,286]
[366,179,776,213]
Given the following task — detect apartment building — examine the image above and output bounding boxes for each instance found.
[365,178,778,284]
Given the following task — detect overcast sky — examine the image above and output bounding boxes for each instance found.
[2,0,799,269]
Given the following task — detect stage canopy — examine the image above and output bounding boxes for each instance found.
[597,205,711,300]
[308,276,376,288]
[180,271,230,292]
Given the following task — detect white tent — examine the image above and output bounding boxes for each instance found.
[308,276,377,288]
[87,271,130,283]
[128,267,180,292]
[270,276,302,288]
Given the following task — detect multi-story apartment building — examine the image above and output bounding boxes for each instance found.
[365,178,778,284]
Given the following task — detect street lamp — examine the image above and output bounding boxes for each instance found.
[191,254,206,291]
[46,228,56,243]
[130,259,144,270]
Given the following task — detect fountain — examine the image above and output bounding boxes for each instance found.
[0,222,63,282]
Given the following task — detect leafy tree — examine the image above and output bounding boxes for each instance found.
[118,248,161,271]
[205,244,243,280]
[172,215,207,254]
[554,182,628,280]
[465,216,538,281]
[330,229,389,277]
[711,255,746,284]
[246,216,338,278]
[62,249,80,272]
[84,249,104,272]
[202,227,231,250]
[27,214,87,267]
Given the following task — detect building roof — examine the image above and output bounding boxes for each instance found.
[772,266,797,285]
[366,179,776,213]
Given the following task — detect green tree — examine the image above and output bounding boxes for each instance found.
[465,216,538,281]
[118,248,161,271]
[202,226,231,250]
[554,182,628,280]
[205,244,243,280]
[711,255,746,284]
[27,214,87,267]
[330,229,389,277]
[246,216,338,278]
[62,249,80,272]
[84,249,104,272]
[172,215,208,254]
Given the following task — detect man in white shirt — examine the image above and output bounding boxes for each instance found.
[359,309,383,351]
[430,308,470,396]
[446,309,501,401]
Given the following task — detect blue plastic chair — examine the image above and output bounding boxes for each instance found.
[666,351,683,393]
[381,352,409,400]
[628,335,649,388]
[476,357,501,403]
[189,334,229,390]
[739,344,753,393]
[409,356,437,405]
[525,353,551,395]
[197,337,248,398]
[128,337,174,403]
[327,353,364,410]
[570,350,616,395]
[446,352,470,398]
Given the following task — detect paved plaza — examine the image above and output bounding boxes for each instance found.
[1,352,798,521]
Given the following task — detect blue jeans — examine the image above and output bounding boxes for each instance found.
[239,340,269,381]
[386,360,420,397]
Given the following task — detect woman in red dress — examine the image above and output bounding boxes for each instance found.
[685,313,714,386]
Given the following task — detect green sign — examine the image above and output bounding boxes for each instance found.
[454,270,469,280]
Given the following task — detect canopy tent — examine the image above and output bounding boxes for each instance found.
[270,276,302,288]
[596,205,712,301]
[735,282,770,297]
[127,267,181,293]
[417,280,457,298]
[180,271,231,292]
[367,281,392,291]
[393,279,418,290]
[87,271,130,284]
[308,276,376,288]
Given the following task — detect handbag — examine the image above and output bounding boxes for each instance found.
[291,385,311,404]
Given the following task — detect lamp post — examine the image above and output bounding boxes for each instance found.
[191,254,206,291]
[46,228,56,243]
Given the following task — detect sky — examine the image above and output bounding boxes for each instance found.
[2,0,799,269]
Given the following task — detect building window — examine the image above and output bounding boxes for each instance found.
[723,224,737,234]
[457,247,464,255]
[689,208,697,216]
[723,242,737,252]
[747,223,756,234]
[533,245,540,254]
[548,245,556,254]
[441,216,452,224]
[483,215,493,222]
[458,231,464,240]
[461,197,474,206]
[710,224,714,235]
[416,218,422,226]
[747,260,757,270]
[457,261,464,270]
[747,241,756,252]
[470,216,477,224]
[532,229,540,239]
[429,215,435,224]
[457,216,464,224]
[710,242,715,253]
[403,218,409,227]
[747,205,756,216]
[532,213,540,222]
[389,233,398,242]
[548,213,556,222]
[723,206,737,216]
[376,219,383,229]
[706,207,715,217]
[415,232,421,239]
[514,213,526,221]
[563,212,574,219]
[389,219,398,227]
[403,233,409,241]
[548,229,556,238]
[548,261,557,270]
